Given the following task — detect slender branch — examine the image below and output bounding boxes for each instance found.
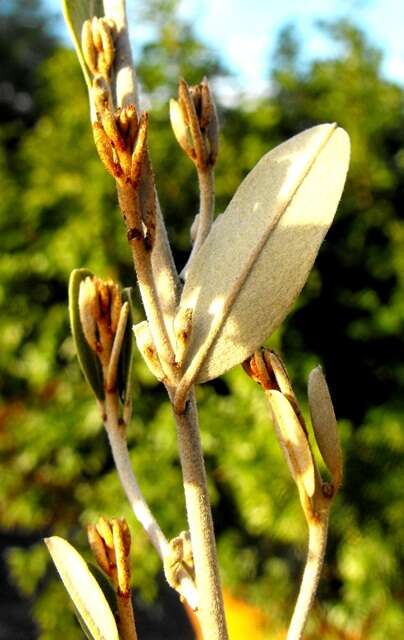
[173,389,228,640]
[102,391,199,610]
[287,515,329,640]
[104,0,181,345]
[181,167,215,279]
[116,593,138,640]
[117,185,177,379]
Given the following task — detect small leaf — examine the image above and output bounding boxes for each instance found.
[308,366,342,488]
[268,390,316,498]
[45,537,119,640]
[61,0,104,87]
[69,268,104,400]
[117,287,135,403]
[178,124,350,386]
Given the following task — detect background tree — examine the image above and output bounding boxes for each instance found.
[0,2,403,638]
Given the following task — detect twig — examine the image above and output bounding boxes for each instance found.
[116,592,138,640]
[287,515,329,640]
[117,184,177,380]
[102,391,199,610]
[173,389,228,640]
[181,167,215,279]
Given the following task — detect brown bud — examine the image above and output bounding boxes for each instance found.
[96,516,114,549]
[169,98,194,158]
[81,20,98,76]
[111,518,131,595]
[201,78,219,164]
[133,321,165,381]
[130,112,149,187]
[97,17,115,75]
[173,78,219,169]
[92,121,120,179]
[87,524,111,576]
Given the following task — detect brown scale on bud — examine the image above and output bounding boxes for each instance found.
[81,17,116,80]
[88,517,133,597]
[78,276,122,368]
[87,523,112,576]
[170,77,219,170]
[91,90,157,252]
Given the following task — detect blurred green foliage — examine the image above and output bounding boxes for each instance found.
[0,1,403,638]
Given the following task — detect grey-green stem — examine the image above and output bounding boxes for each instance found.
[102,391,199,610]
[181,167,215,280]
[173,389,228,640]
[287,515,329,640]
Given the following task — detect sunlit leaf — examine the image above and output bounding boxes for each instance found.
[178,124,350,385]
[45,536,119,640]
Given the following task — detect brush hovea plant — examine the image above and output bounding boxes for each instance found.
[46,1,350,638]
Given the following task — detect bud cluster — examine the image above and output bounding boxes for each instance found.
[170,78,219,170]
[88,517,132,596]
[82,17,116,80]
[91,84,148,186]
[79,276,122,368]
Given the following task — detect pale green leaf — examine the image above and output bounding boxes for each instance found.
[178,124,350,385]
[45,536,119,640]
[68,268,104,400]
[308,366,343,487]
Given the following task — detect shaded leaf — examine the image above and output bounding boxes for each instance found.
[178,124,350,385]
[69,268,104,400]
[45,537,119,640]
[308,366,343,487]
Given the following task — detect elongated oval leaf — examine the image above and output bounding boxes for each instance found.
[69,268,104,400]
[45,536,119,640]
[61,0,104,87]
[308,366,342,487]
[178,124,350,385]
[117,287,135,404]
[268,390,316,498]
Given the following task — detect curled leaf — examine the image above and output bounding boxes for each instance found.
[69,268,104,400]
[45,536,119,640]
[268,390,316,498]
[176,124,350,392]
[308,366,342,488]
